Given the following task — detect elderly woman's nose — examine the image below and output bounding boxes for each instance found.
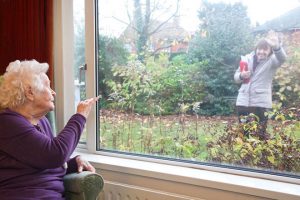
[51,88,56,96]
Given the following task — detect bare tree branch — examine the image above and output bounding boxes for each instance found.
[126,0,132,25]
[150,44,173,56]
[148,0,180,36]
[112,16,139,32]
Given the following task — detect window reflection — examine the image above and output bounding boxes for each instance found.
[96,0,300,176]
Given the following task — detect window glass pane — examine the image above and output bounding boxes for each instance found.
[73,0,87,143]
[97,0,300,177]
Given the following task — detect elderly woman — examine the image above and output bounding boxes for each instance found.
[0,60,98,199]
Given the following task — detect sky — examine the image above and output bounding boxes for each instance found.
[180,0,300,32]
[94,0,300,37]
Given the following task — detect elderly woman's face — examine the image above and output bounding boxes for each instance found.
[32,74,56,114]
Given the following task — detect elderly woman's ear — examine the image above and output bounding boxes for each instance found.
[24,86,35,101]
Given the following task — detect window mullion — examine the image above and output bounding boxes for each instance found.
[84,0,97,153]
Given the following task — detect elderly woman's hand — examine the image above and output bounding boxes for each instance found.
[75,156,96,173]
[76,96,100,118]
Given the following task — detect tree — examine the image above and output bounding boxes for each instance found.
[116,0,181,62]
[188,1,254,115]
[98,36,129,100]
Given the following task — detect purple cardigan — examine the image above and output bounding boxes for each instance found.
[0,109,86,199]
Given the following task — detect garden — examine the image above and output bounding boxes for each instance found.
[90,1,300,175]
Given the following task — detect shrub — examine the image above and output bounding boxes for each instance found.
[207,108,300,172]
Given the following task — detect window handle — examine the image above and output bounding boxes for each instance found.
[79,63,87,83]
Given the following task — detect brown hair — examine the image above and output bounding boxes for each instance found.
[255,39,271,50]
[255,39,273,58]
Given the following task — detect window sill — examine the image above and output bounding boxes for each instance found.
[74,151,300,200]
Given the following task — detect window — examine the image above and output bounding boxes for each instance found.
[73,0,87,143]
[82,0,300,179]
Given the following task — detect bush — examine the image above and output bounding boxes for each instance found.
[207,108,300,172]
[105,55,207,115]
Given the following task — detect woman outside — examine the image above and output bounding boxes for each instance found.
[234,32,287,139]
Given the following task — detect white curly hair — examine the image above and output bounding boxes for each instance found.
[0,60,49,109]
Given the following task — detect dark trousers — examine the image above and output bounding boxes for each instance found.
[236,106,269,140]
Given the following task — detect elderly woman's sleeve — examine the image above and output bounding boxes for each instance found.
[0,113,86,169]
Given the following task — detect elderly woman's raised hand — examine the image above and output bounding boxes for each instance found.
[76,96,100,119]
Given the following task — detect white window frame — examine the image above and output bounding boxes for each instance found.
[53,1,300,199]
[53,0,97,152]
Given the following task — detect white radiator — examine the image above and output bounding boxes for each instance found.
[99,181,205,200]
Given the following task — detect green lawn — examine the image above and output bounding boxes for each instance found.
[99,110,300,172]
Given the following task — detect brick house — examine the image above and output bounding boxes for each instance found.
[253,6,300,49]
